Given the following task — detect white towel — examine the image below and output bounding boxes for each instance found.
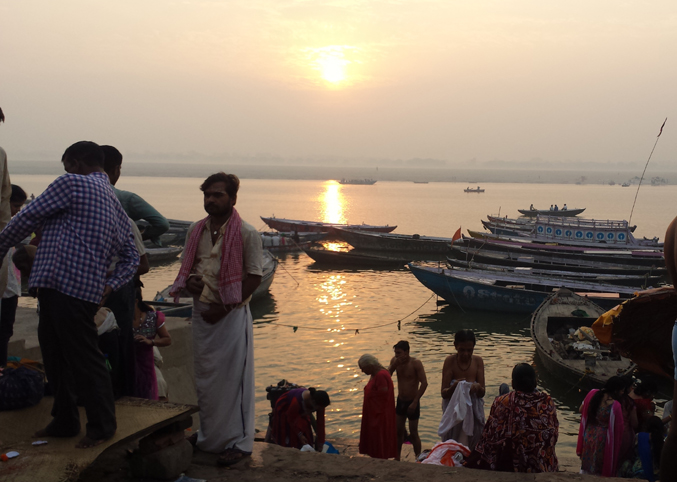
[438,380,485,450]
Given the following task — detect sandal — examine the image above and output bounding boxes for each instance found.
[217,448,251,467]
[186,433,198,447]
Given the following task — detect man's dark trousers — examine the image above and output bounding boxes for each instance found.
[104,280,136,398]
[38,289,116,440]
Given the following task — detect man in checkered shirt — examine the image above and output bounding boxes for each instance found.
[0,141,139,448]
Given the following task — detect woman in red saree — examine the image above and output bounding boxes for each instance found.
[270,387,330,451]
[358,354,397,459]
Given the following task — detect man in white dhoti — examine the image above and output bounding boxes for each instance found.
[171,172,262,466]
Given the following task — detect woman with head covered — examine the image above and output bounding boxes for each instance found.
[466,363,559,472]
[358,354,397,459]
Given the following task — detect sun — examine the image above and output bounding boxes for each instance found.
[318,55,347,83]
[304,46,356,86]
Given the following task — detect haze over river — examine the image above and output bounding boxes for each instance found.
[12,175,675,459]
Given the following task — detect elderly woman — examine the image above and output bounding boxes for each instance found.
[358,354,397,459]
[466,363,559,472]
[270,387,330,451]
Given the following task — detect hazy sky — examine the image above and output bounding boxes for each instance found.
[1,1,676,164]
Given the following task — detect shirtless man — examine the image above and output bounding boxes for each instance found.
[440,330,485,447]
[441,330,485,401]
[388,340,427,460]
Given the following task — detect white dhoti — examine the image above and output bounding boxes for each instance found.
[193,299,255,453]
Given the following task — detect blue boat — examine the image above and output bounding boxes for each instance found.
[408,265,632,314]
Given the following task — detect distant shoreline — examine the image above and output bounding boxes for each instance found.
[9,160,676,185]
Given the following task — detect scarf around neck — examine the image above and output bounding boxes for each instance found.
[170,208,243,306]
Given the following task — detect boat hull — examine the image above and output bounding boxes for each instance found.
[531,290,635,389]
[409,265,630,313]
[337,228,454,253]
[518,208,585,217]
[261,217,396,234]
[304,248,409,268]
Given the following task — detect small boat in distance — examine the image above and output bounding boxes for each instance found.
[464,186,485,193]
[339,178,377,185]
[531,289,635,390]
[518,207,585,217]
[261,216,396,234]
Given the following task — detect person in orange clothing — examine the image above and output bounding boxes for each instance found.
[270,387,330,451]
[358,354,397,459]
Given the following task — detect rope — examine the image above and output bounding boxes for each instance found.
[262,293,436,334]
[629,118,667,224]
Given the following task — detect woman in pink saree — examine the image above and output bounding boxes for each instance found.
[577,376,625,477]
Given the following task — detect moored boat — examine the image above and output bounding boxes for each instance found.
[335,228,454,253]
[260,216,396,234]
[449,245,667,276]
[464,187,485,193]
[445,258,663,288]
[458,237,665,267]
[304,247,410,268]
[408,264,633,314]
[531,290,635,390]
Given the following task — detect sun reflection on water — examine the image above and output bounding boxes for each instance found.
[320,181,346,224]
[316,274,350,333]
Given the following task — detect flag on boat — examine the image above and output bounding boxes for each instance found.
[452,227,462,242]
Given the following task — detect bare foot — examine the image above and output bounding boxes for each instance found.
[75,435,111,449]
[33,428,49,438]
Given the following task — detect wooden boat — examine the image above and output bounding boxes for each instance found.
[531,290,635,390]
[260,216,396,234]
[464,187,485,193]
[304,247,410,268]
[408,264,633,313]
[145,246,183,263]
[518,207,585,217]
[335,228,454,253]
[445,259,663,288]
[458,237,665,267]
[150,250,278,317]
[260,232,321,252]
[486,215,637,234]
[449,246,667,276]
[339,179,377,185]
[467,220,661,250]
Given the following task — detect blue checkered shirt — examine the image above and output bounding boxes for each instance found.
[0,172,139,304]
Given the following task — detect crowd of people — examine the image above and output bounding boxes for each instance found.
[267,328,675,480]
[0,104,676,479]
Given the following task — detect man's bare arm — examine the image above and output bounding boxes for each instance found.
[387,356,397,375]
[412,360,428,404]
[472,357,486,398]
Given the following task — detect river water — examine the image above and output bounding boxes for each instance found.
[11,175,676,459]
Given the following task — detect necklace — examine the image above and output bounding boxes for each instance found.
[457,357,472,371]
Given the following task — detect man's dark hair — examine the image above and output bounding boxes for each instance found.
[309,388,331,408]
[512,363,537,392]
[101,145,123,173]
[454,329,476,346]
[62,141,104,168]
[393,340,410,352]
[200,172,240,199]
[10,185,27,204]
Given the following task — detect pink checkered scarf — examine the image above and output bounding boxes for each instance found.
[170,209,243,305]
